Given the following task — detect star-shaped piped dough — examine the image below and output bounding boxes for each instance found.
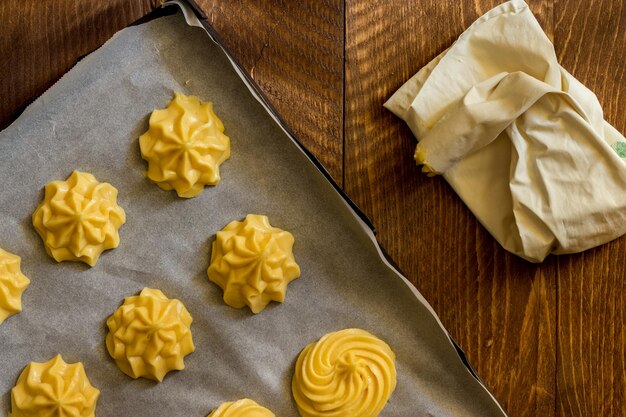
[208,214,301,314]
[32,171,126,267]
[208,399,276,417]
[139,92,231,198]
[10,354,100,417]
[106,288,195,382]
[0,248,30,326]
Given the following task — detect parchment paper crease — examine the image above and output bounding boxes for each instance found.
[0,7,506,417]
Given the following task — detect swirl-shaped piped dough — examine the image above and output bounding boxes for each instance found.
[139,92,231,198]
[10,354,100,417]
[208,399,276,417]
[0,248,30,326]
[292,328,397,417]
[208,214,301,314]
[106,288,195,382]
[32,170,126,266]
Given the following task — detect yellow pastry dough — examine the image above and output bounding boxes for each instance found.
[106,288,195,382]
[0,248,30,326]
[139,92,231,198]
[10,354,100,417]
[292,328,397,417]
[208,399,275,417]
[207,214,301,314]
[32,170,126,267]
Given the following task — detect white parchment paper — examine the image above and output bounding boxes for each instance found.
[0,8,506,417]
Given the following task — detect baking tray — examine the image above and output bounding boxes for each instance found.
[0,2,507,416]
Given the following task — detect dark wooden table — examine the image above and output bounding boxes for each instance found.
[2,1,625,416]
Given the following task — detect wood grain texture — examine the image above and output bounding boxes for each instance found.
[195,0,344,183]
[344,1,555,416]
[554,1,626,416]
[0,0,160,130]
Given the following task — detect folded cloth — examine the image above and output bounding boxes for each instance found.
[385,0,626,262]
